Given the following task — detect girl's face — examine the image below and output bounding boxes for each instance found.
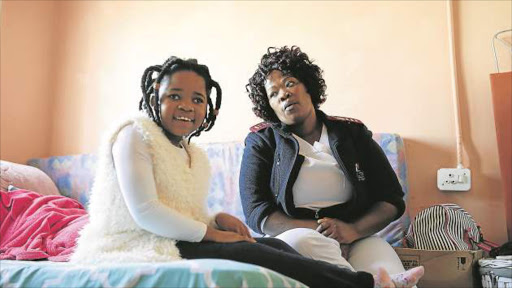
[264,70,315,126]
[156,70,207,144]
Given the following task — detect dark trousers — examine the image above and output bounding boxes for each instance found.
[176,238,373,288]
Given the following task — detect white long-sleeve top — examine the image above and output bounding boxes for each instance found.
[72,115,212,263]
[112,125,207,242]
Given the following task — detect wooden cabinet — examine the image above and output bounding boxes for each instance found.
[490,71,512,241]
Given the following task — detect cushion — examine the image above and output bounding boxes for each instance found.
[0,160,60,195]
[27,154,97,206]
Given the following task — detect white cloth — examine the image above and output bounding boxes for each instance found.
[274,228,405,275]
[291,124,353,209]
[112,125,207,242]
[71,114,212,263]
[275,228,354,270]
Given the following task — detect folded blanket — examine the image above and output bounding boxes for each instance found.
[0,189,88,261]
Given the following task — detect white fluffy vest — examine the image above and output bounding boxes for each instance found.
[71,115,211,263]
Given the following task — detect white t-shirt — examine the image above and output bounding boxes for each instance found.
[292,124,353,209]
[261,124,353,231]
[112,125,207,242]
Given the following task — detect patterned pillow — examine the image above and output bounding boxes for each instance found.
[27,155,97,206]
[372,133,410,247]
[199,142,246,221]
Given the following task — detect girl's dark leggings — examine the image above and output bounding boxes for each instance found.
[176,237,373,288]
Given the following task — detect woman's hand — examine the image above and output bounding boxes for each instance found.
[202,226,256,243]
[262,210,319,236]
[317,217,361,244]
[215,212,252,238]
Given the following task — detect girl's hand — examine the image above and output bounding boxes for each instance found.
[202,226,256,243]
[317,217,360,244]
[215,212,252,238]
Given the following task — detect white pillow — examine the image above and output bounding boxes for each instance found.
[0,160,60,195]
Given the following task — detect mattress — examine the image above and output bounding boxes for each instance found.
[0,258,307,288]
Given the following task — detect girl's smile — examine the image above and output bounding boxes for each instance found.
[156,71,208,145]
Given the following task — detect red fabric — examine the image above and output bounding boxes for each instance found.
[0,189,88,261]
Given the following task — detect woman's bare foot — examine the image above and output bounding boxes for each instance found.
[374,266,425,288]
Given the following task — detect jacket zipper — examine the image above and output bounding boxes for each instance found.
[274,153,280,197]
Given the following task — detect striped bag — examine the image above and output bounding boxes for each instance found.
[405,203,498,251]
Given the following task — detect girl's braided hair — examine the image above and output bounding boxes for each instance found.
[139,56,222,141]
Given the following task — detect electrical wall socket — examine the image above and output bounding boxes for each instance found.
[437,168,471,191]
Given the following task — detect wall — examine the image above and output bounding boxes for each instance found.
[452,0,511,242]
[1,1,510,243]
[0,1,57,163]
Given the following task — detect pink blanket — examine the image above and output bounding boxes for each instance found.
[0,189,88,261]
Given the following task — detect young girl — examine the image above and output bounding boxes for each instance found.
[71,56,423,288]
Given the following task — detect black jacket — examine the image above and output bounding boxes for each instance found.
[239,111,405,235]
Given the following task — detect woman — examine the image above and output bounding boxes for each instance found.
[241,46,414,277]
[71,56,421,288]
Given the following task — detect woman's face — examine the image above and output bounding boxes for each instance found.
[156,70,207,143]
[264,70,315,126]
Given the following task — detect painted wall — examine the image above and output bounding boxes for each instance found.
[0,1,57,164]
[1,1,510,243]
[451,0,511,243]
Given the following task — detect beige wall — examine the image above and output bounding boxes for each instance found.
[1,1,510,243]
[451,0,511,243]
[1,1,57,164]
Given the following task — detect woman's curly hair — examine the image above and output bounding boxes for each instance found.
[246,46,327,123]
